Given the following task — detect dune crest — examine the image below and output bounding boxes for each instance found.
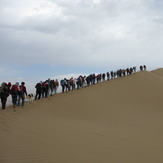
[151,68,163,78]
[0,70,163,163]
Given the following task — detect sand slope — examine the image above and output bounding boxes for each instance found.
[0,70,163,163]
[151,68,163,78]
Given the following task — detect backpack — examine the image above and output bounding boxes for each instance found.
[35,83,42,90]
[0,83,8,92]
[11,85,18,93]
[19,85,24,92]
[55,81,59,86]
[11,85,18,94]
[42,82,47,90]
[60,80,65,86]
[50,80,54,87]
[18,85,25,95]
[0,85,9,97]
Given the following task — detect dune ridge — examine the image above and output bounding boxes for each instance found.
[151,68,163,78]
[0,70,163,163]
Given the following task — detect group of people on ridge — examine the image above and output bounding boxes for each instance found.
[0,65,147,110]
[35,79,59,100]
[140,65,147,71]
[0,82,27,110]
[59,66,139,93]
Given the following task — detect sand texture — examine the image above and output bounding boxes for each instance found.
[0,70,163,163]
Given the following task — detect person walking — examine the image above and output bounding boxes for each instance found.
[106,72,110,80]
[35,82,42,100]
[54,79,59,94]
[50,80,55,96]
[17,82,27,107]
[42,81,48,98]
[60,79,66,93]
[143,65,147,71]
[11,82,19,109]
[0,82,10,110]
[140,65,143,71]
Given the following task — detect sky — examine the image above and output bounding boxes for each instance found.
[1,0,163,90]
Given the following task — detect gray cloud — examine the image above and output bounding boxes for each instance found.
[0,0,163,70]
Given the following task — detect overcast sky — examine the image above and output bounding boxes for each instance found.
[1,0,163,86]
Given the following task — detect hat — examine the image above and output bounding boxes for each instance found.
[1,82,7,87]
[15,82,19,85]
[8,82,11,85]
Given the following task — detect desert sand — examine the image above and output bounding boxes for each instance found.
[0,69,163,163]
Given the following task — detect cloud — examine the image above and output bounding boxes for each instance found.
[0,0,163,71]
[0,66,21,78]
[0,65,25,85]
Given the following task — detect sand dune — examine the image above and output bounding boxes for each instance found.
[151,68,163,78]
[0,70,163,163]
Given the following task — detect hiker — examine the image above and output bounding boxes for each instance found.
[86,76,91,86]
[96,74,99,83]
[7,82,12,93]
[17,82,27,107]
[117,70,121,77]
[126,68,130,75]
[11,82,19,109]
[140,65,143,71]
[133,66,136,72]
[41,82,46,98]
[98,74,101,83]
[42,81,49,98]
[35,82,42,100]
[50,79,55,96]
[102,73,106,81]
[89,74,93,85]
[111,71,114,79]
[106,72,110,80]
[72,78,76,90]
[0,82,10,110]
[130,67,133,75]
[54,79,59,94]
[76,76,82,89]
[47,78,51,97]
[143,65,147,71]
[70,78,74,90]
[122,70,126,77]
[60,79,66,93]
[65,79,70,92]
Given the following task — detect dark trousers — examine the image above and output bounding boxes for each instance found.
[1,93,8,109]
[35,91,41,100]
[12,93,18,105]
[61,85,65,93]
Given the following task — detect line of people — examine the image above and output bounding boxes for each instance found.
[0,82,27,110]
[59,66,139,93]
[35,79,59,100]
[0,65,147,110]
[140,65,147,71]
